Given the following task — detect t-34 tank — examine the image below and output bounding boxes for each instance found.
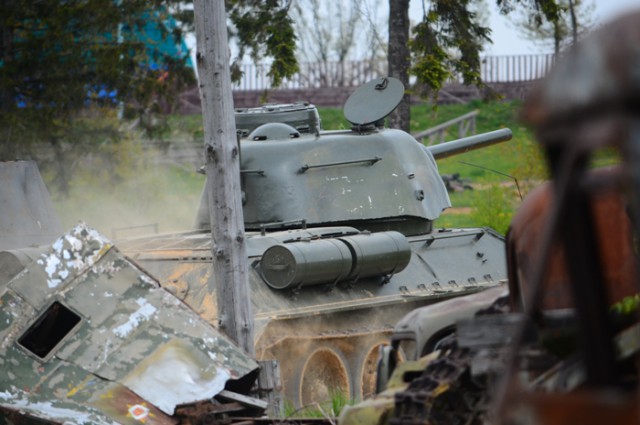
[120,77,512,407]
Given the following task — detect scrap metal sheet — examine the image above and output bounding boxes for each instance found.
[0,224,258,423]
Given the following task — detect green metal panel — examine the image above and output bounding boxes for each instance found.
[237,128,450,230]
[0,224,259,423]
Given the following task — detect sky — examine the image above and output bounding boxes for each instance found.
[479,0,640,55]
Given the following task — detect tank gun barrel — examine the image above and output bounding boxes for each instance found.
[426,128,512,160]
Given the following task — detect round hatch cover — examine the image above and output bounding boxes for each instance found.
[344,77,404,126]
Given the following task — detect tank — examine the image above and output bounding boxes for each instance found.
[119,77,512,406]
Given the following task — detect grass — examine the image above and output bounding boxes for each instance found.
[410,99,547,184]
[284,390,354,419]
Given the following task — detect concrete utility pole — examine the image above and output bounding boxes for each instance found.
[193,0,255,356]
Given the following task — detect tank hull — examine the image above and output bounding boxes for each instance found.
[120,226,506,405]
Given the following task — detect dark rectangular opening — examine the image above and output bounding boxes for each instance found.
[18,301,81,359]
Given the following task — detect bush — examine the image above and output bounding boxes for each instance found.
[469,185,517,235]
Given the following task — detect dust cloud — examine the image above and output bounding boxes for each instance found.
[47,141,205,240]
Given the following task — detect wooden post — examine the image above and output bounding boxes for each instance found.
[193,0,255,356]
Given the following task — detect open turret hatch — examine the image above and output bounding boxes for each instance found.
[343,77,404,128]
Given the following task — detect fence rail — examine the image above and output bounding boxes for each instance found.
[479,54,555,83]
[413,110,478,146]
[232,54,555,92]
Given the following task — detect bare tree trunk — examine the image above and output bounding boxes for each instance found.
[553,20,561,55]
[568,0,578,46]
[388,0,410,131]
[193,0,255,356]
[0,10,13,112]
[50,137,70,196]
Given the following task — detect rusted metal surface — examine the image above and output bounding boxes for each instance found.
[342,10,640,425]
[507,166,638,311]
[496,9,640,422]
[503,390,640,425]
[0,223,259,424]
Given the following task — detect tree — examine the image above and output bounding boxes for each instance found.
[388,0,411,130]
[227,0,299,87]
[388,0,561,132]
[289,0,386,88]
[509,0,594,55]
[0,1,197,122]
[291,0,357,87]
[0,0,196,193]
[0,1,299,193]
[194,0,254,355]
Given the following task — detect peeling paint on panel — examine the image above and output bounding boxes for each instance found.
[36,223,112,290]
[0,224,259,423]
[121,339,231,415]
[113,298,157,339]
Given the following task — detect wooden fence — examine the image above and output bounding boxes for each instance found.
[413,110,478,145]
[232,54,555,91]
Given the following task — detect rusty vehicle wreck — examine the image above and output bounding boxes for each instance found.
[118,77,512,407]
[341,11,640,425]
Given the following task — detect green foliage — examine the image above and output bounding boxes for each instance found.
[508,0,595,54]
[435,185,516,235]
[0,0,195,192]
[496,0,561,26]
[611,294,640,316]
[1,1,300,195]
[317,107,351,130]
[0,1,193,117]
[470,185,516,235]
[610,293,640,332]
[407,0,560,98]
[228,1,299,87]
[410,0,490,98]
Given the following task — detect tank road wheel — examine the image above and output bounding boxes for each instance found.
[360,343,385,399]
[358,341,405,398]
[298,346,351,408]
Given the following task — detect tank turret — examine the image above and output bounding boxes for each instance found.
[195,78,512,236]
[120,77,512,407]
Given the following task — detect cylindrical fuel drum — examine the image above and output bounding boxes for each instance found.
[338,231,411,281]
[260,239,353,289]
[260,231,411,290]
